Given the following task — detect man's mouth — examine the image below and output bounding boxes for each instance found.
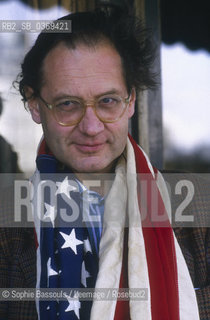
[74,142,105,153]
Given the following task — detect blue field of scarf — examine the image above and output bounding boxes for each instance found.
[36,153,104,320]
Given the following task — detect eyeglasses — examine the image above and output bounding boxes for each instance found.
[38,93,131,126]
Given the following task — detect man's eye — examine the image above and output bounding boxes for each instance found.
[62,100,72,106]
[56,100,80,109]
[100,97,119,105]
[102,97,113,103]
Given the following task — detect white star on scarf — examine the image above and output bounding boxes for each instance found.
[59,229,83,254]
[81,261,91,287]
[84,238,92,254]
[56,176,77,197]
[64,293,81,319]
[43,203,56,227]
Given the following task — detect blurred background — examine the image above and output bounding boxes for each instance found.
[0,0,210,175]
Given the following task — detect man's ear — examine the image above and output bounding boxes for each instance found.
[24,86,41,124]
[128,88,136,118]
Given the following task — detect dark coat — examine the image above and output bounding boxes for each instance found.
[0,227,37,320]
[0,185,37,320]
[164,172,210,320]
[174,227,210,320]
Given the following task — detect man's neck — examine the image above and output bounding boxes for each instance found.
[74,172,114,197]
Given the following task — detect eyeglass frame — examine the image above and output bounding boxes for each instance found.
[37,92,131,127]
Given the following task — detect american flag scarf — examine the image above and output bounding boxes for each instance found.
[32,135,199,320]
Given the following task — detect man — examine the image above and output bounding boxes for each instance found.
[0,10,204,320]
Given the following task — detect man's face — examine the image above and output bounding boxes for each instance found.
[29,42,135,173]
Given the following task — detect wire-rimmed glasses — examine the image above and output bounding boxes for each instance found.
[38,93,131,126]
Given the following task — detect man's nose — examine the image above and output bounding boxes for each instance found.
[78,105,104,136]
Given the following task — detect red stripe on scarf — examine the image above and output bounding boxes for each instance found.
[38,139,53,156]
[114,228,130,320]
[128,134,179,320]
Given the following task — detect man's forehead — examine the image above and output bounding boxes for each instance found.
[40,41,126,95]
[42,41,123,73]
